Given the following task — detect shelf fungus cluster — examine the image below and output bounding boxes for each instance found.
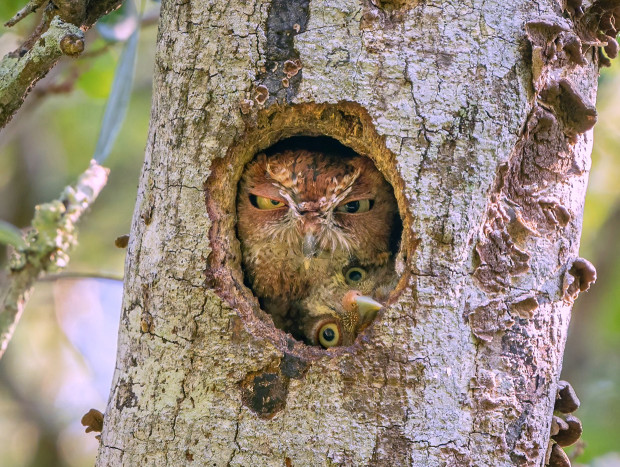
[473,2,606,317]
[546,380,583,467]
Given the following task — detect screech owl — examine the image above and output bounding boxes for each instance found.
[236,148,399,334]
[296,261,397,348]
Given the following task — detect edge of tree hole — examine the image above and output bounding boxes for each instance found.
[204,101,416,361]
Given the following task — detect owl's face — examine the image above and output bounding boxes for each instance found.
[302,291,383,348]
[237,149,397,266]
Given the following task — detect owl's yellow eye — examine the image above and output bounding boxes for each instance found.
[317,322,341,348]
[345,267,367,285]
[250,194,286,210]
[336,199,373,214]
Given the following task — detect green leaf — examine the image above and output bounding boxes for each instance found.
[76,51,117,99]
[0,219,25,248]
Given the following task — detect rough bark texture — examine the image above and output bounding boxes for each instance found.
[98,0,602,465]
[0,17,84,128]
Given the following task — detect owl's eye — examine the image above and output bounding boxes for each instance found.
[317,322,341,348]
[336,199,373,213]
[345,267,367,285]
[249,194,286,210]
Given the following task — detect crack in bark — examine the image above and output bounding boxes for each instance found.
[226,405,243,466]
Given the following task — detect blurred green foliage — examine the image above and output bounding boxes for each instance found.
[76,45,117,99]
[0,4,156,464]
[0,0,22,19]
[0,0,38,43]
[0,3,619,466]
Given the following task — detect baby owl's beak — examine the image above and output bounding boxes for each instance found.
[355,295,383,322]
[342,290,383,326]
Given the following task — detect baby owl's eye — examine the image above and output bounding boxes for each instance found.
[250,194,286,210]
[317,322,342,348]
[345,267,367,285]
[336,199,373,213]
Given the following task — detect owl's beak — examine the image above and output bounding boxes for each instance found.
[343,290,383,327]
[355,295,383,323]
[302,232,318,258]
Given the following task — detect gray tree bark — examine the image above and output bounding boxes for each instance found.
[97,0,606,465]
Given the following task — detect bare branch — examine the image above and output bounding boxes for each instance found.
[4,0,48,27]
[39,271,124,282]
[0,160,109,359]
[82,0,124,29]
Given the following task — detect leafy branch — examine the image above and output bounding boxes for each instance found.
[0,0,143,358]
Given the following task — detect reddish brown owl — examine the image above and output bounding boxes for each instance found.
[236,148,399,334]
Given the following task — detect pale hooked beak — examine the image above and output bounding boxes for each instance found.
[342,290,384,326]
[355,295,383,323]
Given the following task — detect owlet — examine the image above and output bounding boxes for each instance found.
[296,261,397,348]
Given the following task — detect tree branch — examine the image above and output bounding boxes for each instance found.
[0,16,84,128]
[83,0,125,29]
[40,271,124,282]
[0,160,109,359]
[4,0,47,27]
[0,0,124,129]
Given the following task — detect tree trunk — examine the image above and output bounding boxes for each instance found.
[97,0,604,465]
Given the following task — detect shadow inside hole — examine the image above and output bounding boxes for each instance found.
[235,136,403,349]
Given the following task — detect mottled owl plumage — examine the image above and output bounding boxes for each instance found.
[236,148,399,339]
[297,261,397,347]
